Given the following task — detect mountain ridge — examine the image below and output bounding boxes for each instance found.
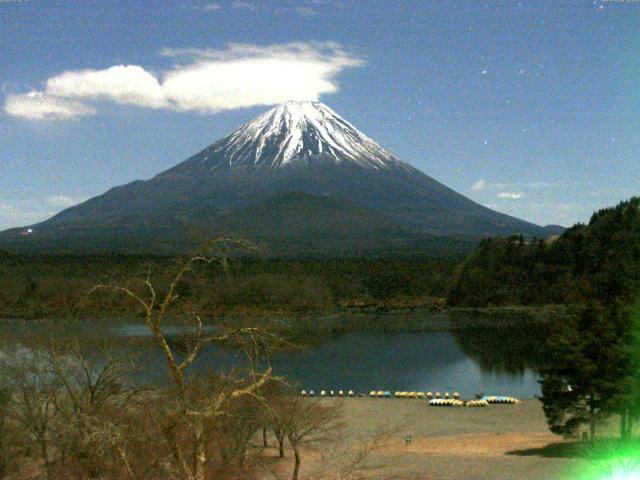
[0,101,563,255]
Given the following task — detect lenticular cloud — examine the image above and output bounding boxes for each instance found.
[3,42,364,121]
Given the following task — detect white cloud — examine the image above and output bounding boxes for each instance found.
[294,6,319,16]
[159,41,359,65]
[4,91,95,121]
[198,2,222,11]
[0,195,87,230]
[4,42,363,120]
[485,200,583,227]
[471,179,486,191]
[233,1,256,10]
[161,42,362,112]
[493,181,561,189]
[474,180,583,192]
[44,65,167,109]
[46,195,85,208]
[497,192,525,199]
[0,202,50,229]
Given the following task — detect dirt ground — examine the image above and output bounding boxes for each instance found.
[260,398,589,480]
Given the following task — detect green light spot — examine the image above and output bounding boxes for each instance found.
[571,442,640,480]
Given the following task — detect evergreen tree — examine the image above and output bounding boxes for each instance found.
[539,305,628,438]
[448,197,640,308]
[447,197,640,440]
[611,302,640,440]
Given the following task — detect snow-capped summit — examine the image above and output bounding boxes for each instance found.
[0,100,558,255]
[160,101,412,176]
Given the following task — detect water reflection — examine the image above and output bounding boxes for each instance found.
[270,332,541,398]
[451,321,551,374]
[0,318,546,399]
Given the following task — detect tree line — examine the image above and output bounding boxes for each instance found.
[448,197,640,308]
[0,252,459,319]
[0,239,394,480]
[449,197,640,441]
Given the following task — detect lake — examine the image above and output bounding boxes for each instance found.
[0,315,546,399]
[270,331,542,398]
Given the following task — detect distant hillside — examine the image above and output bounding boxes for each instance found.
[447,197,640,307]
[0,101,557,256]
[0,191,479,257]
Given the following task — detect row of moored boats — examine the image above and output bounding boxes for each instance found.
[299,390,521,406]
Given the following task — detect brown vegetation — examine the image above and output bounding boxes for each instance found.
[0,239,374,480]
[0,252,456,320]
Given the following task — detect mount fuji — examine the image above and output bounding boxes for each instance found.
[0,101,562,255]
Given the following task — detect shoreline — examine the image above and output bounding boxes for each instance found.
[261,398,590,479]
[0,304,568,328]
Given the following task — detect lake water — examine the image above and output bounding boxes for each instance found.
[270,332,541,398]
[0,317,544,399]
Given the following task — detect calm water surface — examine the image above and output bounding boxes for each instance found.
[270,332,541,398]
[0,317,543,399]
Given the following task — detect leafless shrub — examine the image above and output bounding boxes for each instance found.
[311,420,405,480]
[0,338,152,480]
[264,394,344,480]
[91,238,285,480]
[0,347,63,480]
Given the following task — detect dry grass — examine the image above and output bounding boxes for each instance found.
[258,398,589,480]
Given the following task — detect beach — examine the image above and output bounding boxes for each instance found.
[261,398,588,480]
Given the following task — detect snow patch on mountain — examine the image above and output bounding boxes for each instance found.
[199,101,412,171]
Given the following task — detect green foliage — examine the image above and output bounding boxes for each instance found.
[209,274,334,312]
[0,253,458,318]
[614,301,640,440]
[538,305,629,438]
[448,197,640,439]
[448,197,640,307]
[447,235,566,306]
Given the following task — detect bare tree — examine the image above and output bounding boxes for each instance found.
[1,348,62,480]
[0,386,14,478]
[263,385,290,459]
[92,238,283,480]
[309,421,405,480]
[0,338,148,480]
[47,339,147,479]
[265,395,344,480]
[210,386,264,471]
[48,338,142,416]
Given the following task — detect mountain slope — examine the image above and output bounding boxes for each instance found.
[0,101,558,255]
[158,101,412,174]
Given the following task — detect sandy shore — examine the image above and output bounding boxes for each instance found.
[260,398,588,480]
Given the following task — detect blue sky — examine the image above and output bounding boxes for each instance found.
[0,0,638,230]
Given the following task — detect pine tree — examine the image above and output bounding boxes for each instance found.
[611,302,640,440]
[539,305,628,438]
